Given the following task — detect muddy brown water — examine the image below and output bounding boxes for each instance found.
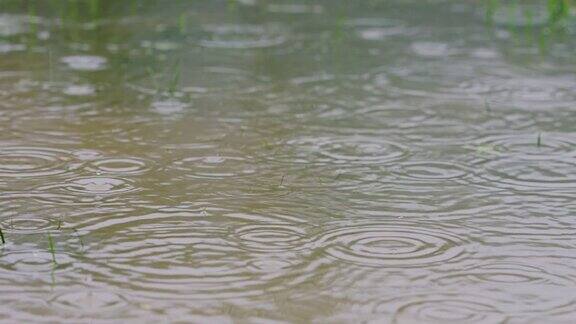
[1,0,576,323]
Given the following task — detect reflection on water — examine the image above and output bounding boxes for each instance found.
[1,0,576,322]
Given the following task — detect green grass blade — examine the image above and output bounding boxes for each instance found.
[47,233,57,264]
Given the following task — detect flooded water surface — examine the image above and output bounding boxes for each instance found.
[1,0,576,322]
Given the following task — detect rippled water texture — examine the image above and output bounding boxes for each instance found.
[1,0,576,322]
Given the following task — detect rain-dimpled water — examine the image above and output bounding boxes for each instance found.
[1,0,576,323]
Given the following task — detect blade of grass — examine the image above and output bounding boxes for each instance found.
[72,228,84,250]
[548,0,569,24]
[484,98,491,112]
[168,59,182,95]
[486,0,499,24]
[47,232,57,264]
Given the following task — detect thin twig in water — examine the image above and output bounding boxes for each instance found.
[0,227,5,244]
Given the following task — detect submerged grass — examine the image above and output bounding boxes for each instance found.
[147,59,183,98]
[486,0,500,23]
[484,99,492,112]
[548,0,570,24]
[168,59,182,95]
[72,228,85,251]
[47,233,57,264]
[486,0,572,25]
[537,132,543,147]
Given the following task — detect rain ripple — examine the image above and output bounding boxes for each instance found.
[380,293,504,324]
[61,55,108,71]
[54,177,137,196]
[88,157,155,176]
[0,147,75,179]
[0,245,74,275]
[314,221,472,268]
[50,291,128,318]
[392,161,471,181]
[265,135,409,166]
[431,261,575,287]
[232,223,311,253]
[200,24,287,49]
[78,213,318,300]
[469,133,576,190]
